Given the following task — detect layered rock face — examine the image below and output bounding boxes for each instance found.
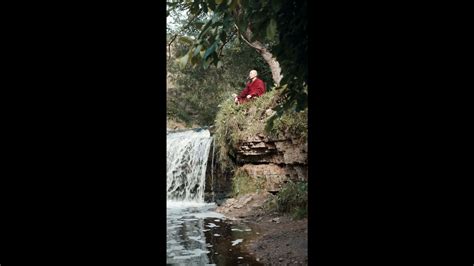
[235,135,308,192]
[205,133,307,201]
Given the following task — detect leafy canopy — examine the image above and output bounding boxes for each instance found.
[167,0,308,112]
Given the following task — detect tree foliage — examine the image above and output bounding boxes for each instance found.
[167,0,308,116]
[167,36,272,126]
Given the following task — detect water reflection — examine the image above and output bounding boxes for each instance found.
[203,218,263,266]
[167,202,263,265]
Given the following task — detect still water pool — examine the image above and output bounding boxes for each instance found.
[167,201,263,265]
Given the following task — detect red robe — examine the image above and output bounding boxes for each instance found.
[237,78,266,104]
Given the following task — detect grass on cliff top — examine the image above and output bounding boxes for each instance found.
[214,86,307,172]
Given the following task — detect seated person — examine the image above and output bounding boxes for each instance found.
[233,70,266,105]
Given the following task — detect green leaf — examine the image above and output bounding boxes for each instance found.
[203,58,211,69]
[203,41,218,60]
[198,20,213,39]
[266,18,277,40]
[215,0,223,4]
[229,0,239,10]
[193,44,203,57]
[178,36,194,45]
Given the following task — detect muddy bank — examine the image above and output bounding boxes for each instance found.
[216,192,308,265]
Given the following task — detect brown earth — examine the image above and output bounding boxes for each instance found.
[216,192,308,265]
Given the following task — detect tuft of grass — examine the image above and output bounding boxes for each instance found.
[268,108,307,141]
[264,179,308,219]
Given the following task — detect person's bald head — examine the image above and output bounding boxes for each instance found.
[249,70,258,80]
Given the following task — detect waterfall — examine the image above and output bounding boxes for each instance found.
[167,129,213,202]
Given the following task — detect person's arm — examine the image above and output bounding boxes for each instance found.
[238,84,251,99]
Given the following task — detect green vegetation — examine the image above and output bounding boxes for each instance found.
[167,0,308,118]
[167,37,273,127]
[214,87,307,172]
[231,169,266,197]
[214,88,279,171]
[268,108,308,140]
[265,180,308,219]
[167,1,308,218]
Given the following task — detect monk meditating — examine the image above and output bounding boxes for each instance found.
[233,70,266,105]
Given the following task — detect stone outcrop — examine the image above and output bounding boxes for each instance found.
[236,136,307,165]
[205,133,307,200]
[236,134,307,183]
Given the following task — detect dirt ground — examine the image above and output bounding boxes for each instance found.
[215,192,308,265]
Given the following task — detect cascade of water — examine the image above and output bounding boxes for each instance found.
[167,129,213,202]
[211,137,215,202]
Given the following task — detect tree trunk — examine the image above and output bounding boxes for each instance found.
[241,28,282,86]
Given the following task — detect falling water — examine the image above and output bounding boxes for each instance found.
[167,129,262,265]
[167,129,213,202]
[211,137,216,202]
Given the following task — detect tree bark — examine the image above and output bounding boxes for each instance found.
[239,27,283,86]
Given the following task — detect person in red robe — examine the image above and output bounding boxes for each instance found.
[233,70,266,105]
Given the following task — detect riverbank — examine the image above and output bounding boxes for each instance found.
[215,192,308,265]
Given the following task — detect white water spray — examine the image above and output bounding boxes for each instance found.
[167,129,213,202]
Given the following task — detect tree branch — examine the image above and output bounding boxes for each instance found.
[233,24,264,52]
[233,24,282,85]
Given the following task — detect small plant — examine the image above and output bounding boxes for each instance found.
[265,179,308,219]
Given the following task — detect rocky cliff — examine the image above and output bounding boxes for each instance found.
[205,89,308,201]
[206,132,307,201]
[235,134,307,191]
